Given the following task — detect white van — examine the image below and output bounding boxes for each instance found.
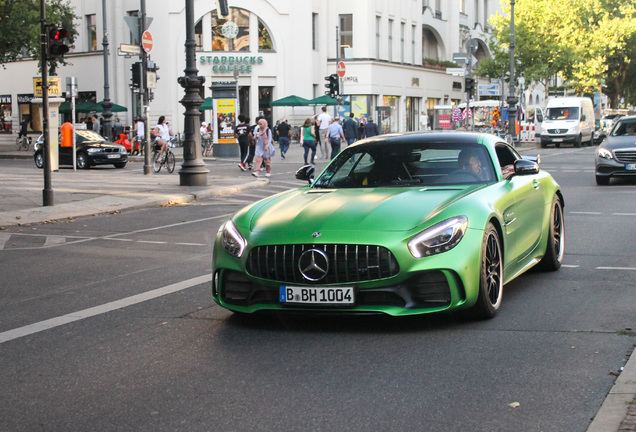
[537,97,595,148]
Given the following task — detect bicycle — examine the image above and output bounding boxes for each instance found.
[16,135,31,151]
[201,137,213,157]
[152,144,175,173]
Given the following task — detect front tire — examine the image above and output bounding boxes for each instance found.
[595,175,610,186]
[34,151,44,169]
[574,134,582,148]
[152,151,162,173]
[538,197,565,271]
[471,223,503,319]
[114,162,126,169]
[76,152,90,169]
[166,152,175,173]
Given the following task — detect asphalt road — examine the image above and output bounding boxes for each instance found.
[0,146,635,431]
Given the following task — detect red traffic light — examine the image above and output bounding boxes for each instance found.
[48,27,69,57]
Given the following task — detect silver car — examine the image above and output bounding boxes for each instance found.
[595,115,636,185]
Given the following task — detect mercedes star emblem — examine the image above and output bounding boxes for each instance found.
[298,249,329,281]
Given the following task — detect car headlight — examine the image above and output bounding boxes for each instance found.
[87,148,100,153]
[596,147,613,160]
[408,216,468,258]
[220,219,247,258]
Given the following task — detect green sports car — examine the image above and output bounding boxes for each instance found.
[212,132,564,319]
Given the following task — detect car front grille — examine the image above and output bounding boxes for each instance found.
[547,129,567,134]
[246,244,400,284]
[614,148,636,164]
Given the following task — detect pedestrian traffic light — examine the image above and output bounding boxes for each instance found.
[465,77,475,93]
[48,27,70,58]
[324,74,339,98]
[131,62,143,89]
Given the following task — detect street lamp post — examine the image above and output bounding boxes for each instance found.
[101,0,113,141]
[507,0,518,144]
[177,0,208,186]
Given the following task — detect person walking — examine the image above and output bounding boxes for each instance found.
[113,117,124,138]
[300,117,317,165]
[328,117,346,160]
[276,118,292,159]
[420,111,430,131]
[91,114,101,134]
[317,106,331,159]
[358,117,366,139]
[235,115,252,171]
[343,112,358,146]
[251,118,274,178]
[364,117,380,137]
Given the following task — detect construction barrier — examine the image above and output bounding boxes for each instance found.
[519,122,536,143]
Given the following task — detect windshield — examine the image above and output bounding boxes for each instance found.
[312,142,496,188]
[76,130,106,142]
[611,119,636,137]
[546,107,579,121]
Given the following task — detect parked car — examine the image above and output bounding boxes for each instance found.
[595,115,636,185]
[34,130,128,169]
[212,132,564,319]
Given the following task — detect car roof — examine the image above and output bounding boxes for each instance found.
[348,131,502,152]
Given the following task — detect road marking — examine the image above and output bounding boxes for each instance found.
[613,213,636,216]
[0,233,10,249]
[176,242,206,246]
[44,236,66,246]
[137,240,167,244]
[103,238,134,242]
[596,266,636,271]
[570,212,602,215]
[562,264,580,268]
[0,274,212,344]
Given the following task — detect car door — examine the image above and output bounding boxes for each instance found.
[495,144,546,263]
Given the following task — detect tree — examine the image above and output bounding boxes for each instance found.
[479,0,636,107]
[0,0,78,75]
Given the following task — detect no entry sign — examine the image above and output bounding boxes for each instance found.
[337,61,346,78]
[142,31,153,53]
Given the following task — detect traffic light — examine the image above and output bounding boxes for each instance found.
[324,74,339,98]
[464,77,475,93]
[131,62,143,89]
[48,27,69,57]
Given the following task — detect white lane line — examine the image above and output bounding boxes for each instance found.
[562,264,580,268]
[0,274,212,344]
[103,238,134,242]
[570,212,602,215]
[596,266,636,271]
[613,213,636,216]
[136,240,167,244]
[43,236,66,246]
[176,242,206,246]
[0,233,10,249]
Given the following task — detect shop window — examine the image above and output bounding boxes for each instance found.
[258,19,273,51]
[86,14,97,51]
[339,14,352,58]
[1,95,12,133]
[195,8,275,53]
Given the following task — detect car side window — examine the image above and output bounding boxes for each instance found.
[495,144,519,179]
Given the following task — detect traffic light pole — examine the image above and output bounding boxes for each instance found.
[140,0,152,174]
[40,0,53,206]
[101,0,113,141]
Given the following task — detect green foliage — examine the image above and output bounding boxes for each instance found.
[0,0,78,75]
[485,0,636,107]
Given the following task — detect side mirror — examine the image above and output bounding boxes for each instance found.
[512,159,539,177]
[295,164,315,184]
[581,114,586,121]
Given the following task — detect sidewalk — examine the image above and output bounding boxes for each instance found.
[0,143,268,228]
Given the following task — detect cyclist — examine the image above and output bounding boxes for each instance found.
[153,115,173,162]
[18,117,29,140]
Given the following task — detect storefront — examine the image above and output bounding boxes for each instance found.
[0,95,12,133]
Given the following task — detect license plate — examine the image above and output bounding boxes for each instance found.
[553,138,563,142]
[280,286,354,305]
[107,154,120,159]
[627,164,636,171]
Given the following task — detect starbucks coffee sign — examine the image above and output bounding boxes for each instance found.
[199,55,264,74]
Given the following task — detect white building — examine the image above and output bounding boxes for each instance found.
[0,0,503,138]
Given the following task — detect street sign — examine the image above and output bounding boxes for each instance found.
[33,77,62,97]
[142,31,153,53]
[445,67,465,77]
[452,52,467,63]
[337,61,346,78]
[478,83,501,96]
[119,44,141,54]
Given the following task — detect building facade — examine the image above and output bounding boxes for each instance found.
[0,0,502,138]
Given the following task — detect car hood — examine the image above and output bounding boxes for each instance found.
[603,135,636,151]
[244,186,479,233]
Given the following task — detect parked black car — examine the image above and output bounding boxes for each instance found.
[595,115,636,185]
[34,130,128,169]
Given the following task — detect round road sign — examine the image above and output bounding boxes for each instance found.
[142,31,153,53]
[337,61,346,78]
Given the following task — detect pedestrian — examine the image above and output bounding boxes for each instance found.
[251,118,274,178]
[92,114,100,134]
[113,117,124,138]
[273,120,280,143]
[328,117,345,160]
[246,116,258,170]
[300,117,317,165]
[343,112,358,146]
[131,117,145,155]
[235,115,252,171]
[358,117,366,139]
[317,106,331,159]
[276,118,292,159]
[364,117,380,137]
[200,121,210,140]
[420,110,430,131]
